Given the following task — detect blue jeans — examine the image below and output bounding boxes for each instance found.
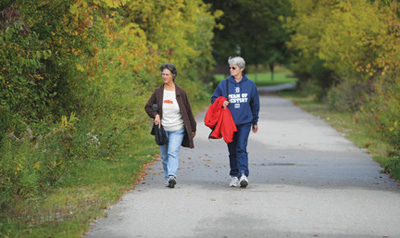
[228,123,251,178]
[159,128,185,181]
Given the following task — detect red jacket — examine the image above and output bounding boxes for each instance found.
[204,96,237,143]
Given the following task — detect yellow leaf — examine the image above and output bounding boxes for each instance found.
[75,63,84,71]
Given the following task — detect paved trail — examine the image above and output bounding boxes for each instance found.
[86,94,400,238]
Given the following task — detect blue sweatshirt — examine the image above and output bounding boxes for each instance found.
[211,75,260,126]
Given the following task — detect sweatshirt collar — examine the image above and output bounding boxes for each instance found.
[229,74,248,84]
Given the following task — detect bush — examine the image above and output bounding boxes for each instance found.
[328,76,374,112]
[360,74,400,172]
[363,75,400,147]
[288,57,337,100]
[0,0,218,212]
[0,114,78,209]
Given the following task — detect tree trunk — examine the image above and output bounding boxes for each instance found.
[254,63,258,81]
[269,63,275,81]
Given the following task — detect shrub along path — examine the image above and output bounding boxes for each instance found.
[86,93,400,238]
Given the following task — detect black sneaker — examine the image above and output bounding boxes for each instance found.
[168,176,177,188]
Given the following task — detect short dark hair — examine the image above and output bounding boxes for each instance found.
[160,63,177,79]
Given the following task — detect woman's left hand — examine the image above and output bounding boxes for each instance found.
[192,131,196,138]
[252,125,258,133]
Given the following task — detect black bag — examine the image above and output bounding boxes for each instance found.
[154,123,168,145]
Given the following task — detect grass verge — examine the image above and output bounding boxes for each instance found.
[280,90,400,181]
[0,131,157,238]
[0,98,210,237]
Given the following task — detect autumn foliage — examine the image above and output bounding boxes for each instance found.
[0,0,218,209]
[285,0,400,170]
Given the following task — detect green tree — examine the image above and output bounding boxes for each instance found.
[0,0,219,210]
[0,0,97,138]
[286,0,399,101]
[285,0,400,170]
[120,0,218,84]
[204,0,292,78]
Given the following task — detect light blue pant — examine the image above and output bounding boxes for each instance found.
[159,128,185,181]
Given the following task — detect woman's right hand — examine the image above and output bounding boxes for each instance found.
[154,114,161,128]
[223,100,229,108]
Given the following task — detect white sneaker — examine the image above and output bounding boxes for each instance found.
[229,176,239,187]
[167,175,177,188]
[239,174,248,188]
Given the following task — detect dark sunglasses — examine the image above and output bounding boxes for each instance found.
[229,66,237,70]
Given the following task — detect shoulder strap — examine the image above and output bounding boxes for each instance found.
[226,79,229,99]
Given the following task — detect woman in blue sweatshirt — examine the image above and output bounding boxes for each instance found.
[211,56,260,188]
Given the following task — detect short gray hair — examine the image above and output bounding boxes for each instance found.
[228,56,245,70]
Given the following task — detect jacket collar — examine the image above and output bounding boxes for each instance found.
[157,83,181,96]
